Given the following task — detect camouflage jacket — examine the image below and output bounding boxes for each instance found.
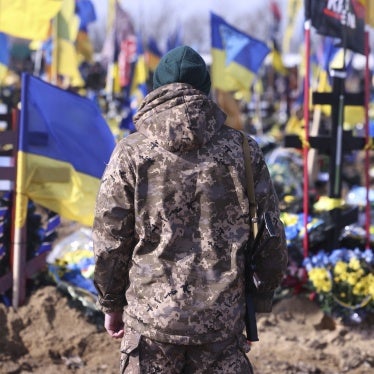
[93,83,287,345]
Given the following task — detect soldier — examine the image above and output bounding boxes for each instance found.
[93,45,287,373]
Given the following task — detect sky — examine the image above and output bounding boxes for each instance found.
[89,0,293,53]
[91,0,273,23]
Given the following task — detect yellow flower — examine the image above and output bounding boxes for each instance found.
[334,261,347,276]
[309,268,332,293]
[353,280,366,296]
[367,274,374,299]
[348,258,360,271]
[347,272,360,286]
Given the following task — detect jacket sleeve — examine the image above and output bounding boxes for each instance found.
[92,141,136,313]
[246,135,288,294]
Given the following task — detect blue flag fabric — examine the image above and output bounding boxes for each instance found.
[0,32,9,82]
[0,33,9,66]
[76,0,97,31]
[18,73,116,227]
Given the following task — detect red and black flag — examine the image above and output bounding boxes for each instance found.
[305,0,365,55]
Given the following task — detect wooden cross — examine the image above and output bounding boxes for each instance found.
[284,68,366,250]
[311,68,365,198]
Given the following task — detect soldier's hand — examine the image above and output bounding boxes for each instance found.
[104,311,124,339]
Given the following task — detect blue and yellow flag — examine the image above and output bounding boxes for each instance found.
[17,73,116,228]
[53,0,84,86]
[145,37,162,72]
[210,12,270,93]
[0,0,63,41]
[75,0,96,63]
[130,33,148,99]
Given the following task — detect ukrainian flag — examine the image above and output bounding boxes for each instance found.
[210,12,270,93]
[0,32,8,84]
[17,73,116,228]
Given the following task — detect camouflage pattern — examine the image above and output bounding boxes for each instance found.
[93,82,287,345]
[119,326,253,373]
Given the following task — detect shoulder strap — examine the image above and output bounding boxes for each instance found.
[241,131,259,238]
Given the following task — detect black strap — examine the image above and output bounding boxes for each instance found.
[241,131,258,238]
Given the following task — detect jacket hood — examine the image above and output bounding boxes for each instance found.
[133,82,227,153]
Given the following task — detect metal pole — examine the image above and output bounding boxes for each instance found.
[303,19,311,258]
[364,26,371,249]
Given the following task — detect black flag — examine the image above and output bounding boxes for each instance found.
[305,0,365,55]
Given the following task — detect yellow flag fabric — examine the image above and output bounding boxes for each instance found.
[0,0,63,41]
[16,152,100,228]
[358,0,374,27]
[130,54,148,95]
[316,70,365,126]
[53,0,83,86]
[211,48,256,93]
[367,2,374,27]
[56,38,84,87]
[57,0,79,42]
[76,31,94,63]
[0,64,7,84]
[270,48,288,76]
[105,62,122,95]
[282,0,303,53]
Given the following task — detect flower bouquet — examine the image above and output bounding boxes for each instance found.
[303,248,374,323]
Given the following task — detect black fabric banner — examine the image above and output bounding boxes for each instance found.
[305,0,365,55]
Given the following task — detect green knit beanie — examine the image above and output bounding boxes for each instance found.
[153,45,211,95]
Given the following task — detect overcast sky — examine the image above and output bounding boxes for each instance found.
[89,0,292,53]
[92,0,273,22]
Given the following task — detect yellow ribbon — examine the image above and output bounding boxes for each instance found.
[332,295,372,310]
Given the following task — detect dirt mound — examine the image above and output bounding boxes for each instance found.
[0,286,373,374]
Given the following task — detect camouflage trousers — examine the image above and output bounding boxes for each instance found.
[120,327,253,374]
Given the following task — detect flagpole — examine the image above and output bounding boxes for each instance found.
[364,26,371,249]
[329,1,349,198]
[105,0,117,101]
[33,46,44,77]
[12,78,29,308]
[302,19,311,258]
[51,15,58,84]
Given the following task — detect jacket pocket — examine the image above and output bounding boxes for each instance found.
[120,329,141,374]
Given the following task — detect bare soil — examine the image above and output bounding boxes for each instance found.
[0,284,372,374]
